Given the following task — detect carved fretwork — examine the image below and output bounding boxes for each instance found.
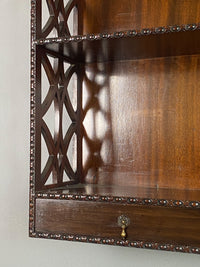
[36,48,81,190]
[34,0,82,39]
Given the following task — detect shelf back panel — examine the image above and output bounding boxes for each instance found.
[82,54,200,190]
[82,0,200,34]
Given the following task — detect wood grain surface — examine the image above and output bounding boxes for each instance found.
[82,55,200,190]
[82,0,200,34]
[41,184,200,202]
[43,29,200,63]
[36,199,200,246]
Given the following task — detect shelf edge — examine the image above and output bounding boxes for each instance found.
[35,192,200,209]
[29,231,200,254]
[33,23,200,45]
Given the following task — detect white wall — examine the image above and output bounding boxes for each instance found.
[0,1,199,266]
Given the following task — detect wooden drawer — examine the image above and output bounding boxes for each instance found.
[35,199,200,247]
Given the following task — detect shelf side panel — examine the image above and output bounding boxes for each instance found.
[37,0,83,39]
[35,48,83,191]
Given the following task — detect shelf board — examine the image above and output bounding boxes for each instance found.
[35,24,200,63]
[36,183,200,208]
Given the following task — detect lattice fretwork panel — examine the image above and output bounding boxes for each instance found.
[37,49,81,190]
[38,0,81,39]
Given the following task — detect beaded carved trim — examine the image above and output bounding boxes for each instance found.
[30,0,37,236]
[34,23,200,45]
[35,192,200,209]
[30,232,200,254]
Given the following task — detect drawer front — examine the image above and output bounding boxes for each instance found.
[35,199,200,246]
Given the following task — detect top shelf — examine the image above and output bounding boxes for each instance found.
[34,23,200,63]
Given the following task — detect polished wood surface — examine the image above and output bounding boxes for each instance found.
[82,55,200,190]
[82,0,200,34]
[34,0,200,191]
[43,29,200,63]
[43,184,200,202]
[36,199,200,246]
[36,44,200,191]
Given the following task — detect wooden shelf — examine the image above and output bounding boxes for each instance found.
[37,184,200,204]
[35,25,200,63]
[30,0,200,254]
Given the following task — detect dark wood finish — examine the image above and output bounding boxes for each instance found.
[36,0,83,39]
[37,27,200,63]
[30,0,200,253]
[34,47,81,190]
[82,0,200,34]
[82,55,200,190]
[36,199,200,247]
[37,184,200,203]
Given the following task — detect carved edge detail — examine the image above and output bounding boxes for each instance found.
[33,23,200,45]
[35,192,200,209]
[29,232,200,254]
[30,0,37,236]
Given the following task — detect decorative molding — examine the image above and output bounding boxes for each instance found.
[35,192,200,209]
[30,0,37,236]
[30,232,200,254]
[33,23,200,45]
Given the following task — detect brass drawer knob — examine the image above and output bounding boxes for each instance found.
[117,215,130,239]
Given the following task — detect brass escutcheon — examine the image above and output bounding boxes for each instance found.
[117,215,130,239]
